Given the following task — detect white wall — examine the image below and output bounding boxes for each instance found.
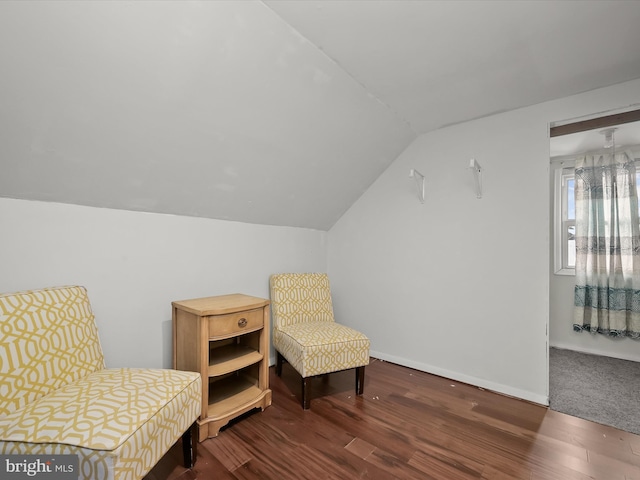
[0,198,327,369]
[328,78,640,405]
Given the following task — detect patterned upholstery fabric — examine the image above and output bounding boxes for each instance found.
[0,286,105,416]
[270,273,335,327]
[270,273,370,378]
[0,286,201,480]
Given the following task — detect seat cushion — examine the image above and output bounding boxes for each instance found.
[0,368,201,480]
[274,321,370,377]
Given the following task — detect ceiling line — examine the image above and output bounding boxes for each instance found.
[259,1,418,137]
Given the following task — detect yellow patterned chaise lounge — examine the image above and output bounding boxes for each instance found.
[269,273,370,409]
[0,286,202,480]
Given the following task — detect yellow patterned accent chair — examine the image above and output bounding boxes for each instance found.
[269,273,370,409]
[0,286,202,480]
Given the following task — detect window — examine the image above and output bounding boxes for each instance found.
[550,109,640,277]
[553,166,575,275]
[553,158,640,275]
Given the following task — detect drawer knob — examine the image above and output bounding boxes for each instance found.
[238,318,248,328]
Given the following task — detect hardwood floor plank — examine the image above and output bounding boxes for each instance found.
[145,358,640,480]
[345,437,376,459]
[587,450,640,478]
[480,465,530,480]
[202,429,253,471]
[408,449,484,479]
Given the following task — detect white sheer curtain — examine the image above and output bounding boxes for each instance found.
[573,151,640,338]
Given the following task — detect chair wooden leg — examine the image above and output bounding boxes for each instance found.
[302,377,310,410]
[276,351,284,377]
[356,366,365,395]
[182,422,197,468]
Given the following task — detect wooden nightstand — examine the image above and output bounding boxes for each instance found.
[172,294,272,441]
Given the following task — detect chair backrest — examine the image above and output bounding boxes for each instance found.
[269,273,335,329]
[0,285,105,416]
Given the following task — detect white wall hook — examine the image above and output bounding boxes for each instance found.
[469,158,482,199]
[409,169,425,203]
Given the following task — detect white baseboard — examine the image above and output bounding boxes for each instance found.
[370,350,549,406]
[550,342,640,363]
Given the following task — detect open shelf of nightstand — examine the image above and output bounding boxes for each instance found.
[209,344,263,377]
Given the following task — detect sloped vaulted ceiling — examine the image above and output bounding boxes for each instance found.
[0,0,416,230]
[266,0,640,134]
[2,1,640,230]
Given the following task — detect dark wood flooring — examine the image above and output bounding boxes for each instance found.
[145,358,640,479]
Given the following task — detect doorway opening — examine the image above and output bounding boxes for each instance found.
[548,107,640,435]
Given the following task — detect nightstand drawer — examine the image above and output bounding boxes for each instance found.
[208,308,263,339]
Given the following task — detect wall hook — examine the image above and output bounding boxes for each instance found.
[469,159,482,199]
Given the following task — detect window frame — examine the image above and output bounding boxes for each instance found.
[553,164,576,276]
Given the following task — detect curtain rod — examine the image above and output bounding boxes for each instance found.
[551,145,640,164]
